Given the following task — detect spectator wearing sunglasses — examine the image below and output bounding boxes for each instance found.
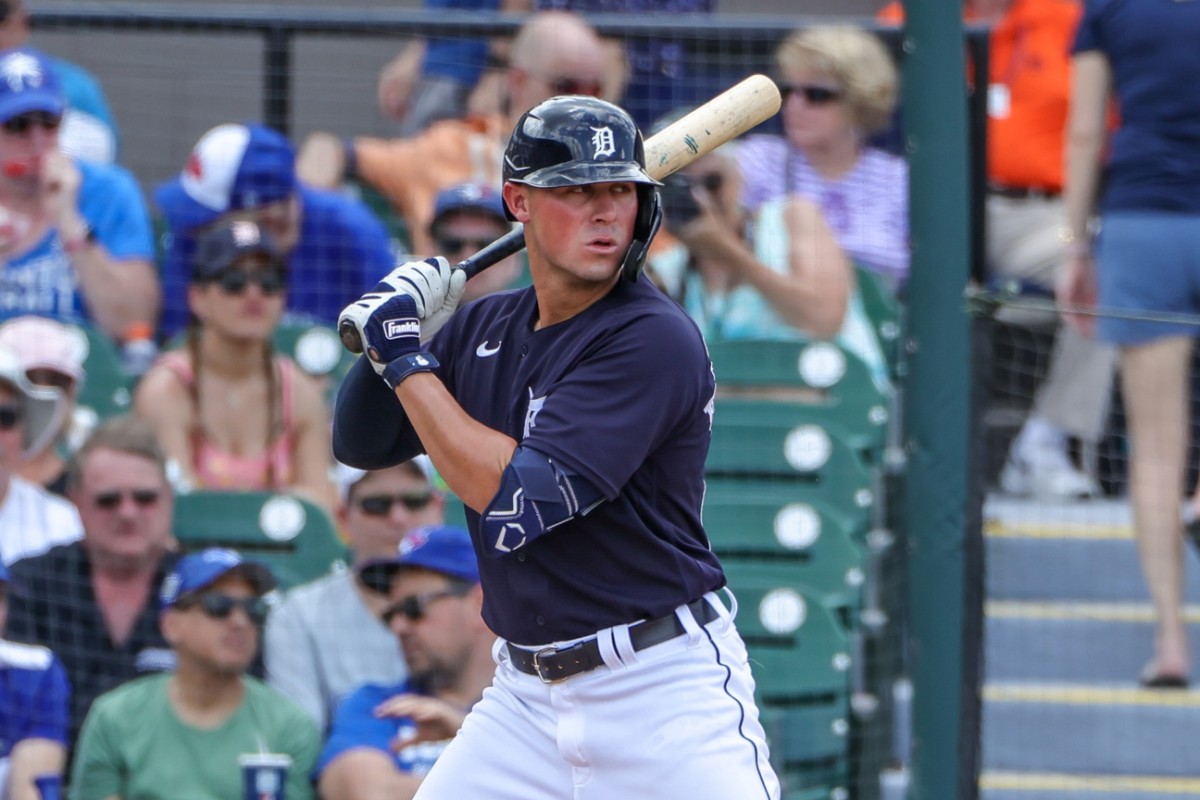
[0,47,157,344]
[317,525,494,800]
[296,10,609,258]
[737,26,909,295]
[6,416,180,755]
[153,122,396,339]
[133,220,335,506]
[0,315,90,497]
[71,548,320,800]
[0,558,71,800]
[0,1,119,165]
[423,182,522,302]
[0,344,82,566]
[646,120,889,391]
[264,457,445,731]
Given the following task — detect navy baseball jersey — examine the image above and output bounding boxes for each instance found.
[333,278,725,644]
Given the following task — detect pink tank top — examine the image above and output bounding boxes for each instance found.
[157,351,297,491]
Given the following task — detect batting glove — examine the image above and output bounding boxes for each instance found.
[362,257,466,341]
[339,290,438,389]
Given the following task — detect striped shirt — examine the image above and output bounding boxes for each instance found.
[0,476,83,566]
[736,134,910,286]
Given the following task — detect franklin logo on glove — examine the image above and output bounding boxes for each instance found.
[385,319,420,339]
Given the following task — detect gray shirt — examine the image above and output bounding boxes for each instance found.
[264,566,407,731]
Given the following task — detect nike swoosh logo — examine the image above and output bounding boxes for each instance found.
[476,341,502,357]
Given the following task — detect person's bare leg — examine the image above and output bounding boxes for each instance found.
[1121,335,1192,681]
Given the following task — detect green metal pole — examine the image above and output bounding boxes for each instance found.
[901,1,977,798]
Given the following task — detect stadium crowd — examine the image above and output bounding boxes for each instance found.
[1,0,1167,795]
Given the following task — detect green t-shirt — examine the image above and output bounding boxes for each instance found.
[71,673,319,800]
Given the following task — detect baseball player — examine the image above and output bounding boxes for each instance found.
[334,95,780,799]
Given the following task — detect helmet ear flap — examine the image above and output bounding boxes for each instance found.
[621,185,663,282]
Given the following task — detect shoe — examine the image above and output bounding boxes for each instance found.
[999,444,1099,500]
[1140,662,1189,689]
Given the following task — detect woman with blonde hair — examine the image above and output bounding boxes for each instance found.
[133,219,334,507]
[738,24,908,293]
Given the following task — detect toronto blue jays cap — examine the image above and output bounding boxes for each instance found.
[430,182,507,238]
[358,525,479,590]
[160,547,277,609]
[154,123,296,233]
[191,219,284,282]
[0,48,65,124]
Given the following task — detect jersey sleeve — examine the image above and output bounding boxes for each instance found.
[331,357,425,469]
[316,685,401,776]
[1073,0,1110,54]
[78,162,155,261]
[522,311,712,499]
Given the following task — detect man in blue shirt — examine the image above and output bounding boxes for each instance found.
[0,0,120,164]
[0,559,70,799]
[0,47,157,342]
[316,526,494,800]
[154,122,396,338]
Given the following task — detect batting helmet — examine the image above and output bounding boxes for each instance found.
[502,95,663,281]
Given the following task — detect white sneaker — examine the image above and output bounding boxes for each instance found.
[999,439,1100,499]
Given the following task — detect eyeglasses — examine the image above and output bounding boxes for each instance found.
[208,266,287,296]
[3,111,63,136]
[548,76,604,98]
[380,586,470,625]
[0,404,21,430]
[180,592,269,624]
[781,84,842,106]
[436,236,496,254]
[92,488,162,510]
[356,492,435,517]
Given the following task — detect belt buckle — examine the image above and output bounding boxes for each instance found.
[530,646,563,684]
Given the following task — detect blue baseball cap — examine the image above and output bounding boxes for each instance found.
[160,548,277,610]
[154,123,296,233]
[430,182,507,238]
[359,525,479,590]
[0,48,65,124]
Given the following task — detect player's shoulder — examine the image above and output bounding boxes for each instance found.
[78,157,139,194]
[0,638,56,671]
[95,672,169,712]
[298,184,385,231]
[336,679,413,716]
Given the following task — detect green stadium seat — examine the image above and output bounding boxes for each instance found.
[854,265,902,379]
[173,490,349,591]
[708,408,875,505]
[761,701,851,776]
[704,478,867,615]
[272,322,359,405]
[706,338,890,442]
[73,323,133,420]
[723,561,852,702]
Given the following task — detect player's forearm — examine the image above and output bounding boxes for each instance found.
[394,373,516,512]
[71,250,160,340]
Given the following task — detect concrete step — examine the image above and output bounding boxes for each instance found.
[985,602,1200,683]
[982,683,1200,777]
[981,770,1200,800]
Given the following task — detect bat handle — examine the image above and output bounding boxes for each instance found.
[338,224,529,354]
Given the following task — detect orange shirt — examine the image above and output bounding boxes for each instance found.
[354,113,509,256]
[879,0,1081,191]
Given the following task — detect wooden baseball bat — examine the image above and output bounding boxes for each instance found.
[340,74,782,354]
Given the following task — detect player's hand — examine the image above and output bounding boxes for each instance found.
[374,694,469,748]
[374,257,461,326]
[338,286,438,389]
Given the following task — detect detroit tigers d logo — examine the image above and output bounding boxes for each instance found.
[524,388,546,439]
[591,126,615,158]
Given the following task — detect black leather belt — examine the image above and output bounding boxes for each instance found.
[988,182,1060,200]
[507,597,721,684]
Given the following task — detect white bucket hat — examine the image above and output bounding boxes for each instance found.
[0,346,65,458]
